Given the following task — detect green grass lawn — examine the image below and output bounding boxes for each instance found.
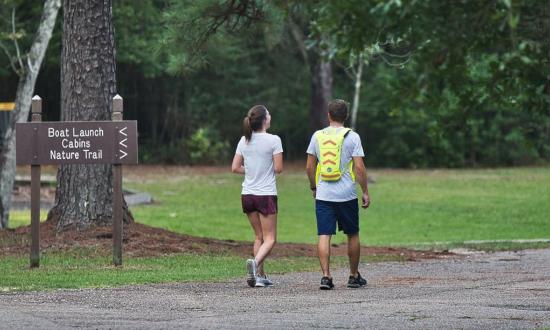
[0,250,402,291]
[10,167,550,246]
[125,167,550,246]
[0,252,310,291]
[9,211,48,228]
[5,167,549,291]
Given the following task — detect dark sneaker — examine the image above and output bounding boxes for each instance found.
[246,259,257,287]
[319,276,334,290]
[347,272,367,288]
[356,272,367,286]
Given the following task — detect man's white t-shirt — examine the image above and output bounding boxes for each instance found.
[235,132,283,195]
[306,127,365,202]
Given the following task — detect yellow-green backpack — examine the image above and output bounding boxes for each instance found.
[315,127,355,182]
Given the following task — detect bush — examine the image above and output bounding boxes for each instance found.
[186,127,230,165]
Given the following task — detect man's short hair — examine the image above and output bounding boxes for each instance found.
[328,99,348,123]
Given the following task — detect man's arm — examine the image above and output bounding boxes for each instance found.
[306,154,318,197]
[353,156,370,208]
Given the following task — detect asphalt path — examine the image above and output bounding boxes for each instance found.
[1,249,549,329]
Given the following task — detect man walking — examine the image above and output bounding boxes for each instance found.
[306,99,371,290]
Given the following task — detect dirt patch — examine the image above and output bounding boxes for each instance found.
[0,221,453,260]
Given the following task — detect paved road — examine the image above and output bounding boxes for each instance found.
[1,249,549,329]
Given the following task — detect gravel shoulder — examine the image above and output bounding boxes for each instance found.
[1,249,549,329]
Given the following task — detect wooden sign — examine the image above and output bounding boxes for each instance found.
[16,121,138,165]
[22,95,134,268]
[0,102,15,111]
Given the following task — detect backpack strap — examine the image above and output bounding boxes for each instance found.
[339,127,352,138]
[340,128,355,182]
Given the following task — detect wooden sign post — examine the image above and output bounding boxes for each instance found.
[112,95,123,266]
[16,95,138,267]
[30,96,42,268]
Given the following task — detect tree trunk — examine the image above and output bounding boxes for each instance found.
[309,54,332,133]
[288,18,332,134]
[47,0,133,231]
[0,0,61,229]
[350,56,364,131]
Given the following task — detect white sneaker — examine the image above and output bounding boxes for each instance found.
[255,275,273,287]
[254,277,266,287]
[246,259,257,287]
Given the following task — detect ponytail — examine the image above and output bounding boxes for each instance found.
[243,105,268,143]
[243,116,252,142]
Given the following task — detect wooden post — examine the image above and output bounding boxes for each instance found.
[112,94,123,266]
[30,95,42,268]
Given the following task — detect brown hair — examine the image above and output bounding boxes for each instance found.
[243,105,268,142]
[328,99,349,123]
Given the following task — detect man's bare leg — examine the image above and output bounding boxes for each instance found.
[318,235,332,277]
[348,233,360,277]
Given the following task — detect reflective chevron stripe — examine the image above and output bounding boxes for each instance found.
[320,173,341,179]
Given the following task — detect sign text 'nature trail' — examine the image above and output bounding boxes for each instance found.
[16,121,138,165]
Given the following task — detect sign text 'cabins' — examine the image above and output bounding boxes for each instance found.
[16,121,138,165]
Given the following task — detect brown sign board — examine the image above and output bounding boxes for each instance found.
[16,121,138,165]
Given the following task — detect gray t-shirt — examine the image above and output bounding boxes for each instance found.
[306,127,365,202]
[236,132,283,195]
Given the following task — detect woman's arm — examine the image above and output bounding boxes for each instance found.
[273,153,283,174]
[231,154,245,174]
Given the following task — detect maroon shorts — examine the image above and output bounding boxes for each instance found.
[241,195,278,215]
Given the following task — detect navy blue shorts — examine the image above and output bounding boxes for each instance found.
[315,199,359,235]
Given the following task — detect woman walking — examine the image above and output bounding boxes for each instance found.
[231,105,283,287]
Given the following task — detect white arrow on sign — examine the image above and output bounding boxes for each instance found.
[119,138,127,148]
[118,126,128,160]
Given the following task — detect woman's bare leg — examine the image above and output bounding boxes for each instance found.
[246,211,263,272]
[254,213,277,275]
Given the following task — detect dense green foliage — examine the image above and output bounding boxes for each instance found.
[1,0,548,167]
[315,0,550,166]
